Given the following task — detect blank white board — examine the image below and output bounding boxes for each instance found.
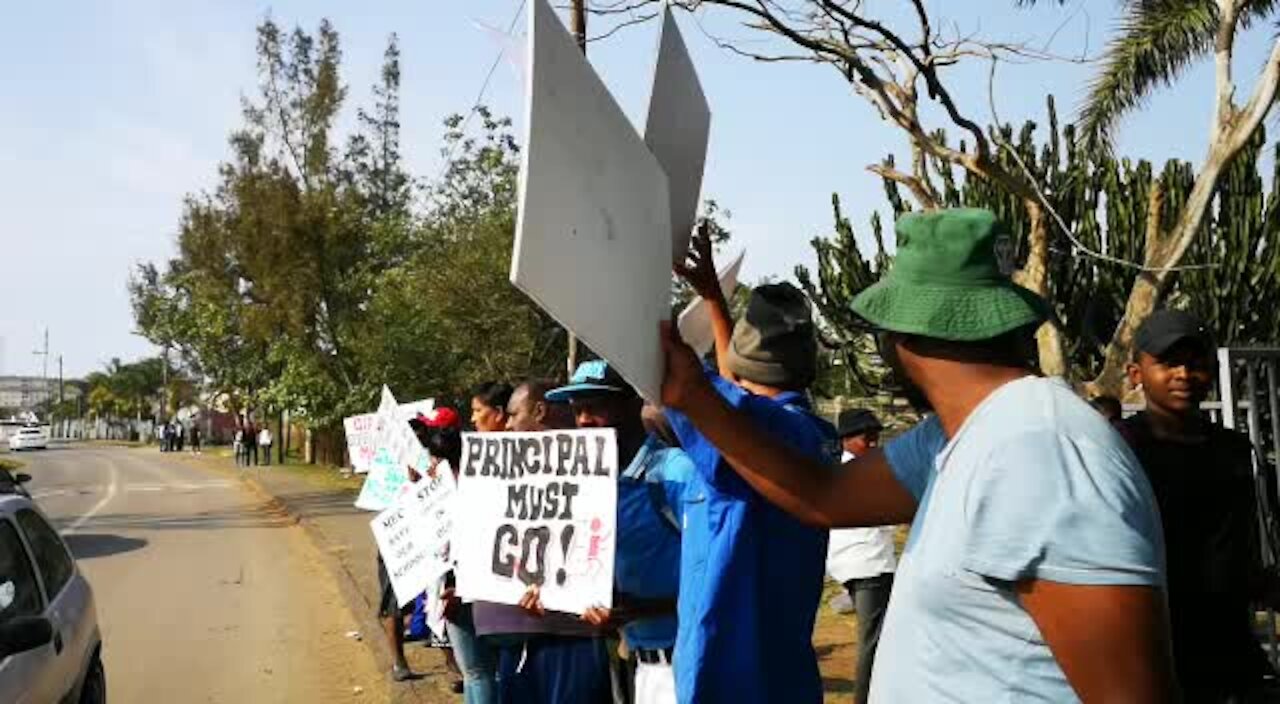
[511,0,672,401]
[644,6,711,263]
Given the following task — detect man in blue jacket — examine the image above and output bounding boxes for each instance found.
[670,229,838,704]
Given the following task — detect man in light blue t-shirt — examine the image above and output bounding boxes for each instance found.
[658,209,1176,702]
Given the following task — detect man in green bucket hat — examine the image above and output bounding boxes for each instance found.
[659,208,1176,702]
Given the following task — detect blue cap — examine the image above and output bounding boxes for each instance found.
[546,360,634,402]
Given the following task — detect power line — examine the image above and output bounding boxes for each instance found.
[436,0,528,182]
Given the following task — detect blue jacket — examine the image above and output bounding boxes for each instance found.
[666,371,837,704]
[614,434,694,650]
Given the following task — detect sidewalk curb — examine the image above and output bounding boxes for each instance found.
[226,466,442,704]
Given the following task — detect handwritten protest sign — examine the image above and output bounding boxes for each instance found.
[344,397,434,475]
[454,429,618,614]
[343,413,378,473]
[370,466,457,607]
[355,387,426,511]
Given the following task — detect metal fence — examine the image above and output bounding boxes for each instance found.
[1217,348,1280,668]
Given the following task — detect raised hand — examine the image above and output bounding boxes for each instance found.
[674,220,721,301]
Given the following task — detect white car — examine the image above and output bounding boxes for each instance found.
[7,429,48,452]
[0,492,105,703]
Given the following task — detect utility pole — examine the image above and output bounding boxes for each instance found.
[32,328,49,415]
[566,0,587,377]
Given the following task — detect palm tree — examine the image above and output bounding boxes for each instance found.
[1025,1,1280,392]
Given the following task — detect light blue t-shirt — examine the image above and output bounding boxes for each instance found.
[874,376,1165,703]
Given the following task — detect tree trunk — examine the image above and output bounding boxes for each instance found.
[1012,202,1068,377]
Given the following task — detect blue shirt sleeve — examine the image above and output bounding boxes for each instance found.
[664,367,835,498]
[882,415,947,501]
[960,429,1165,586]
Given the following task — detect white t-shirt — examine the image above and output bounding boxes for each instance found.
[825,450,897,582]
[871,376,1164,703]
[258,428,272,445]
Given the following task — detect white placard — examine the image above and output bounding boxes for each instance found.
[355,387,421,511]
[370,467,457,607]
[645,5,711,263]
[511,0,672,402]
[677,249,745,356]
[343,397,433,475]
[343,413,378,474]
[454,429,618,614]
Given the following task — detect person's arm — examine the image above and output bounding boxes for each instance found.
[1018,580,1179,703]
[581,596,677,629]
[661,321,918,528]
[674,222,735,378]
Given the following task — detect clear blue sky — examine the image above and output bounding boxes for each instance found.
[1,0,1274,378]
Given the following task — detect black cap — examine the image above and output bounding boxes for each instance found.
[836,409,883,439]
[1134,309,1213,357]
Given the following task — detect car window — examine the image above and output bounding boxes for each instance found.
[15,510,73,600]
[0,520,44,623]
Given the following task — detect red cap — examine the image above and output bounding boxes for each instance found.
[418,407,461,430]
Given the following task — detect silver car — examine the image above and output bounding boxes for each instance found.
[0,489,104,703]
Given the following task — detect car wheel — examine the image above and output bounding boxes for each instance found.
[79,655,106,704]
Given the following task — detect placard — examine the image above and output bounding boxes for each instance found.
[344,397,433,474]
[343,413,378,473]
[511,0,672,402]
[645,5,711,263]
[355,387,424,511]
[370,467,457,607]
[677,249,745,356]
[453,429,618,614]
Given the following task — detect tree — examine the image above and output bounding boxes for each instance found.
[132,19,415,456]
[591,1,1280,394]
[801,96,1280,395]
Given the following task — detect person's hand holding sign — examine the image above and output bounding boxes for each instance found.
[517,585,546,617]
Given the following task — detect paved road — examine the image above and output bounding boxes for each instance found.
[6,444,387,703]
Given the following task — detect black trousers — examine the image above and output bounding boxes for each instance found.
[845,573,894,704]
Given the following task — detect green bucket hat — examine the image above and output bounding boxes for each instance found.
[851,208,1049,341]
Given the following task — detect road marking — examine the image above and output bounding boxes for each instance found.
[64,463,118,535]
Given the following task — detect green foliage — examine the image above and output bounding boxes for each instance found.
[1077,0,1279,148]
[801,95,1280,391]
[132,18,569,439]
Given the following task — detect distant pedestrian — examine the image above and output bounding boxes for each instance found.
[190,424,202,454]
[258,426,273,466]
[826,409,894,704]
[159,423,169,452]
[233,427,245,467]
[245,423,259,467]
[174,420,185,452]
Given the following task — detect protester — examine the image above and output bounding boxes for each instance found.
[1121,308,1277,701]
[526,361,694,704]
[663,224,839,704]
[659,208,1176,702]
[258,425,273,466]
[470,381,513,432]
[244,422,258,467]
[429,412,500,704]
[1090,394,1124,425]
[469,379,614,704]
[503,379,573,433]
[825,408,894,704]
